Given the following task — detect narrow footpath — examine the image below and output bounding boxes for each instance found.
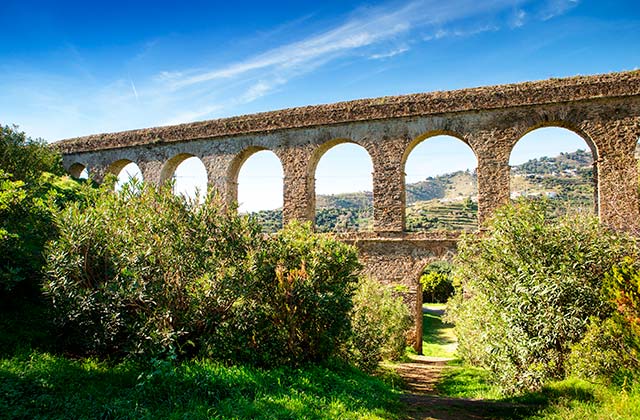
[394,306,534,420]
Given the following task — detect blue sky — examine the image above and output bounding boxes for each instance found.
[1,0,638,210]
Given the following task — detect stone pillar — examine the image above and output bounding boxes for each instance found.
[203,155,235,206]
[137,160,163,187]
[471,130,513,225]
[592,119,640,232]
[279,148,315,224]
[88,163,109,184]
[370,140,406,232]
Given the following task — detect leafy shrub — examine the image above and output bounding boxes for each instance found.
[420,261,453,303]
[0,170,86,298]
[0,125,64,183]
[446,199,634,393]
[570,258,640,384]
[44,185,361,365]
[343,277,412,371]
[605,257,640,342]
[45,181,265,359]
[212,222,361,366]
[0,126,85,299]
[568,317,639,384]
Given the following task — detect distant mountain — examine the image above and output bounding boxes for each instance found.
[249,149,595,233]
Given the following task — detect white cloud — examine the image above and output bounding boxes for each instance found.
[3,0,584,142]
[538,0,580,21]
[511,9,527,28]
[369,46,410,60]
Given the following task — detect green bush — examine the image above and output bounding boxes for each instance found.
[44,181,264,359]
[0,126,86,299]
[0,171,86,298]
[0,125,64,183]
[44,184,361,365]
[343,277,412,371]
[446,199,634,393]
[420,261,453,303]
[568,317,638,384]
[212,221,361,366]
[569,257,640,384]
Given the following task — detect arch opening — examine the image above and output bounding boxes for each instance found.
[314,141,373,233]
[404,135,478,232]
[509,126,596,214]
[170,155,208,204]
[236,149,284,233]
[68,163,89,180]
[112,161,143,192]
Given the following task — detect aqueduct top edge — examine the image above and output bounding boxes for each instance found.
[53,70,640,154]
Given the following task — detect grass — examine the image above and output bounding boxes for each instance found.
[421,303,457,358]
[0,298,403,420]
[0,351,403,419]
[421,302,640,420]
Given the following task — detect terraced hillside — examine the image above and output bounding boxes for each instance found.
[248,149,595,233]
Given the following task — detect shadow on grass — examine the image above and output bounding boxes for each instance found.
[1,299,403,419]
[419,305,598,419]
[422,306,456,347]
[432,361,598,419]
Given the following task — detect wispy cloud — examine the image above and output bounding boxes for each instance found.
[369,46,410,60]
[538,0,579,20]
[2,0,583,141]
[511,9,527,28]
[163,0,517,91]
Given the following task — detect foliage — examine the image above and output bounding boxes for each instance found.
[220,221,361,366]
[0,125,87,298]
[568,257,640,384]
[343,278,412,372]
[44,185,361,365]
[0,125,64,182]
[605,257,640,343]
[0,173,87,298]
[567,317,639,384]
[446,199,634,393]
[420,261,454,303]
[0,350,402,419]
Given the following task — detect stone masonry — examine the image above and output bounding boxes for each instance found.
[54,71,640,352]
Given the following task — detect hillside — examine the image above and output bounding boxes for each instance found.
[248,149,595,233]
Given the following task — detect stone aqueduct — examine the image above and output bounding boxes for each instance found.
[55,71,640,352]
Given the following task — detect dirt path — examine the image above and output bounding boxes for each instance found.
[395,355,535,420]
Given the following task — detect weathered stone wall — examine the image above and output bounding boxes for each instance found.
[53,71,640,351]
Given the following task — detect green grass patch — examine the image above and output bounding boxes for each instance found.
[434,360,503,400]
[526,378,640,420]
[0,350,403,419]
[421,303,457,358]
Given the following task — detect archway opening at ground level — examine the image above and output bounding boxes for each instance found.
[509,126,596,215]
[314,142,373,233]
[237,150,283,233]
[404,135,477,232]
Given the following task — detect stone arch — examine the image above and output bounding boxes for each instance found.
[109,159,143,191]
[509,123,598,213]
[311,139,374,232]
[233,148,284,224]
[160,153,208,202]
[107,159,136,177]
[68,162,88,179]
[402,130,474,167]
[511,119,598,158]
[403,131,478,232]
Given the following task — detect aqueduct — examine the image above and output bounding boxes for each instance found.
[54,71,640,352]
